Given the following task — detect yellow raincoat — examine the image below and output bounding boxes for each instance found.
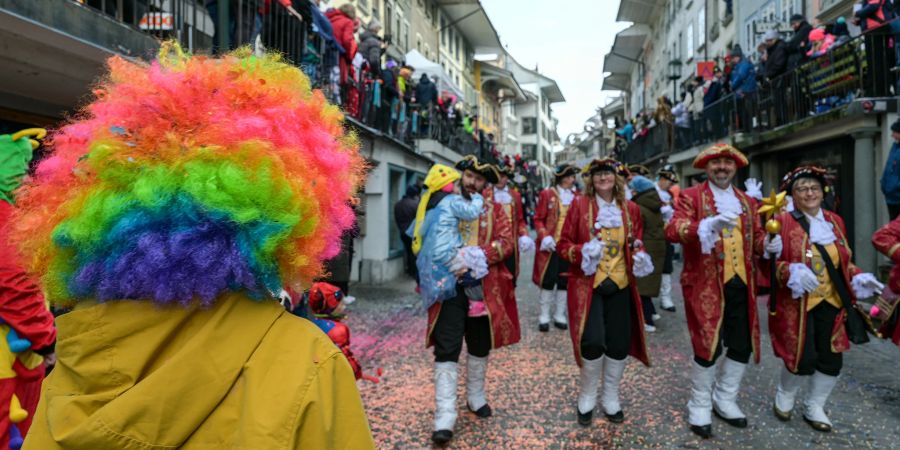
[23,294,374,449]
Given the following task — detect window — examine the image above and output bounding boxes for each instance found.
[685,23,694,59]
[522,144,537,160]
[522,117,537,135]
[440,17,446,46]
[455,35,461,61]
[450,29,455,54]
[781,0,794,21]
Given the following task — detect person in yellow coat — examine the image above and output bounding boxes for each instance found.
[14,43,374,449]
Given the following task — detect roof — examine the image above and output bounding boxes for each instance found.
[601,73,630,91]
[479,62,526,101]
[616,0,665,24]
[506,52,566,103]
[436,0,502,53]
[602,25,648,75]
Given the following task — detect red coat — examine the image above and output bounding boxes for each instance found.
[0,201,56,445]
[491,187,528,279]
[325,9,358,84]
[426,188,520,350]
[871,216,900,345]
[664,182,765,363]
[769,211,862,371]
[532,187,573,285]
[557,196,650,367]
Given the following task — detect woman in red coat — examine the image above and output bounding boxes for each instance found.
[557,158,652,427]
[325,4,358,86]
[769,166,883,432]
[871,216,900,345]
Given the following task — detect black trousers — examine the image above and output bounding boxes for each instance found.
[695,277,752,367]
[581,280,633,361]
[662,243,674,274]
[433,286,492,362]
[503,254,518,287]
[540,252,569,290]
[796,302,844,377]
[399,233,418,283]
[889,204,900,221]
[641,295,656,325]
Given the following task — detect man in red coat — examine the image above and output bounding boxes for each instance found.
[426,156,518,445]
[492,166,534,286]
[0,129,56,447]
[872,216,900,346]
[665,144,779,438]
[532,164,579,331]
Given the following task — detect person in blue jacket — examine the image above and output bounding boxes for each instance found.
[729,45,757,96]
[881,118,900,219]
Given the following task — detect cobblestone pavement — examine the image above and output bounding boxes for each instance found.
[347,258,900,449]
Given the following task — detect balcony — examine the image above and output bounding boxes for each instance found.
[617,25,897,164]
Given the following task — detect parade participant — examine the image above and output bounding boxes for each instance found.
[665,144,780,438]
[629,175,666,332]
[14,44,374,448]
[558,158,653,426]
[533,164,579,331]
[872,215,900,345]
[492,165,534,286]
[0,129,57,448]
[656,165,678,312]
[768,166,883,432]
[419,155,518,445]
[627,164,651,179]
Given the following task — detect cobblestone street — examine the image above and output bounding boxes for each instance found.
[350,259,900,449]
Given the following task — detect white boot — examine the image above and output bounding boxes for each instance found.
[600,356,627,422]
[773,366,804,420]
[687,360,716,428]
[803,371,838,432]
[553,289,568,329]
[660,274,675,311]
[577,357,604,417]
[538,289,554,330]
[466,355,491,417]
[433,362,458,432]
[712,358,748,427]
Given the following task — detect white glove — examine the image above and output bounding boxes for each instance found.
[461,246,489,280]
[710,212,739,233]
[787,263,819,299]
[764,234,783,259]
[518,235,535,253]
[851,273,884,299]
[744,178,764,200]
[660,205,674,222]
[580,239,605,276]
[632,251,654,278]
[540,235,556,252]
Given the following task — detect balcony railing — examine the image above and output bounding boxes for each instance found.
[620,24,897,164]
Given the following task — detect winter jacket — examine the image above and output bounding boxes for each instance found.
[23,296,374,449]
[357,30,383,71]
[857,0,895,32]
[882,141,900,205]
[410,193,484,308]
[703,80,723,107]
[691,85,705,115]
[672,102,690,128]
[325,9,356,61]
[632,188,665,297]
[787,21,813,70]
[415,75,438,106]
[394,195,419,234]
[765,40,789,80]
[730,59,757,95]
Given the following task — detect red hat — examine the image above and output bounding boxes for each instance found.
[308,282,345,316]
[692,143,749,169]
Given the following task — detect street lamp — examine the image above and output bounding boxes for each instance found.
[668,59,683,101]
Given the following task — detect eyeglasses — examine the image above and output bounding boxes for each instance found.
[793,185,822,194]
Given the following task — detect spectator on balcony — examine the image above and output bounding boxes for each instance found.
[376,60,399,132]
[764,30,788,80]
[616,119,634,144]
[807,28,836,58]
[730,46,757,96]
[787,14,813,70]
[854,0,896,32]
[673,92,690,148]
[831,17,853,47]
[704,68,725,107]
[326,3,358,85]
[881,118,900,219]
[359,19,385,76]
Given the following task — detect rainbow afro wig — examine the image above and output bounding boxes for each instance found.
[11,43,365,307]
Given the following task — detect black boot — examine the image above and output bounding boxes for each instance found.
[538,323,550,332]
[605,410,625,423]
[714,408,748,428]
[554,321,568,330]
[690,424,712,439]
[468,403,492,418]
[577,407,593,426]
[431,430,453,445]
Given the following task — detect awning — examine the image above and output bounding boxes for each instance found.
[479,62,526,101]
[404,49,465,100]
[435,0,502,53]
[602,73,630,92]
[603,25,648,74]
[616,0,666,24]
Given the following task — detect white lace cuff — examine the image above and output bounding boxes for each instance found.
[787,263,818,299]
[851,273,884,299]
[580,240,604,276]
[540,235,556,252]
[461,246,489,280]
[698,217,720,255]
[661,205,674,222]
[632,251,654,278]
